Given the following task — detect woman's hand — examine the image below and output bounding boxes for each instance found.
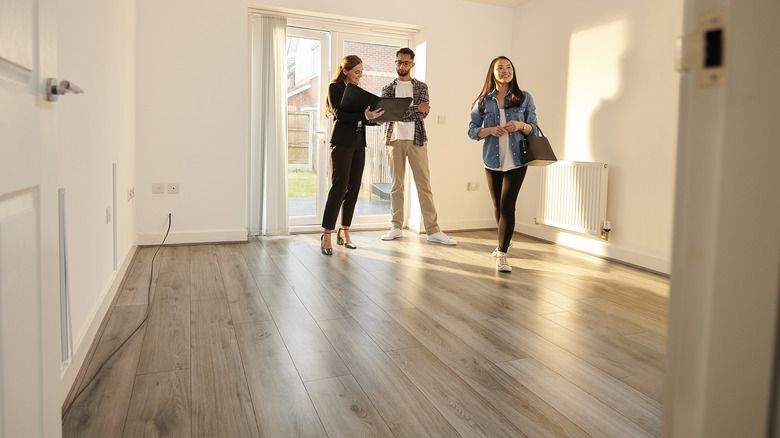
[365,106,385,120]
[490,126,508,137]
[504,120,525,133]
[479,125,514,138]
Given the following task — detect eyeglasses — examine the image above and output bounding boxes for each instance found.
[395,60,412,67]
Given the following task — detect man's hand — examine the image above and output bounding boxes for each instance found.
[418,101,431,115]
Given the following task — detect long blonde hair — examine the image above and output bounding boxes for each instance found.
[326,55,362,118]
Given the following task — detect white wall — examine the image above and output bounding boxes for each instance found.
[134,0,513,244]
[57,0,137,397]
[511,0,683,273]
[136,0,249,245]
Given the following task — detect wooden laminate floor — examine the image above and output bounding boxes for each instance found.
[62,230,668,437]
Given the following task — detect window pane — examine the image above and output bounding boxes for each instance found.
[287,35,322,218]
[344,41,400,217]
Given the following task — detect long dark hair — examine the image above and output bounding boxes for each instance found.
[326,55,363,117]
[471,56,525,113]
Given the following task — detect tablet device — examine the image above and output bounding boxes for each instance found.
[340,83,413,122]
[373,97,414,122]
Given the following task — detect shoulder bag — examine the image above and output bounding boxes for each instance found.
[521,125,557,166]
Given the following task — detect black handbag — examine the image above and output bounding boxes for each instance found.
[521,125,557,166]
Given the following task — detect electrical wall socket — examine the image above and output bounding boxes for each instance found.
[467,182,479,191]
[152,183,164,194]
[167,183,179,194]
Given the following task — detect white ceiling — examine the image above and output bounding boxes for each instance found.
[461,0,529,8]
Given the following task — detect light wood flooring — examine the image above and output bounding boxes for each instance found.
[62,230,668,437]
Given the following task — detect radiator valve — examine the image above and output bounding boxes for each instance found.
[602,221,612,241]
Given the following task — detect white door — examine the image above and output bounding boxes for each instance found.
[0,0,61,436]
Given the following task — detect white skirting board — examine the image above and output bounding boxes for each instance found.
[60,242,137,402]
[136,229,249,246]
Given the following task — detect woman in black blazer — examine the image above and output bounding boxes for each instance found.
[320,55,384,255]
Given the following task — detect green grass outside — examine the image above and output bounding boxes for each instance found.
[288,169,372,198]
[288,170,316,198]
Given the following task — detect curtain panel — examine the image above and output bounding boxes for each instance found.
[249,14,288,235]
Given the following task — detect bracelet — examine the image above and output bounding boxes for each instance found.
[522,123,526,132]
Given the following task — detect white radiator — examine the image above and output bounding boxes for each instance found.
[536,161,609,238]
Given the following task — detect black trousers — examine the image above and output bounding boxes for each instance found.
[321,134,366,230]
[485,166,528,252]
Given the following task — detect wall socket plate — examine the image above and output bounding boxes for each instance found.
[152,183,164,194]
[167,183,179,194]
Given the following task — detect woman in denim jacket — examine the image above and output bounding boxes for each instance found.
[467,56,538,272]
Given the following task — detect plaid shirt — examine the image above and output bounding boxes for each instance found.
[381,78,428,146]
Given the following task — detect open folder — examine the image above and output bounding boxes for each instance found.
[340,83,413,123]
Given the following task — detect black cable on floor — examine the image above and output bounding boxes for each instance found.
[62,213,172,421]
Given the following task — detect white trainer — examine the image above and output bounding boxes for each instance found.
[492,243,512,257]
[427,231,457,246]
[381,228,402,241]
[496,252,512,272]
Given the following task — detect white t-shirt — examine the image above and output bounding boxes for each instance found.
[392,81,415,141]
[487,108,519,172]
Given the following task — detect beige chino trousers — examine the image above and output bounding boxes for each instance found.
[386,140,440,235]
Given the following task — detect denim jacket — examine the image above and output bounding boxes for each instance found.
[467,89,538,169]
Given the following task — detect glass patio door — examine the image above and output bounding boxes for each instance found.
[286,24,411,229]
[332,32,410,227]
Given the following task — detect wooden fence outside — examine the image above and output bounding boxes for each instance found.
[288,110,391,201]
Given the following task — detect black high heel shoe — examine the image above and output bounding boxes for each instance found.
[337,227,357,249]
[320,234,333,255]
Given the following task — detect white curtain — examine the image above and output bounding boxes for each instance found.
[249,14,288,236]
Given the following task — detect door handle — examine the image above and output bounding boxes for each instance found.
[46,78,84,102]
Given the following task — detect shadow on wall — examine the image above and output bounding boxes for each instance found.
[586,10,679,249]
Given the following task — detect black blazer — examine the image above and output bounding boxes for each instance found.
[326,81,375,147]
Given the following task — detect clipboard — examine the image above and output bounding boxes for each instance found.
[340,83,413,122]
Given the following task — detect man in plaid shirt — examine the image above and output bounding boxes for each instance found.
[380,48,456,245]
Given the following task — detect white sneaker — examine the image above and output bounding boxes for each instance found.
[492,243,512,257]
[496,252,512,272]
[381,228,402,241]
[427,231,457,246]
